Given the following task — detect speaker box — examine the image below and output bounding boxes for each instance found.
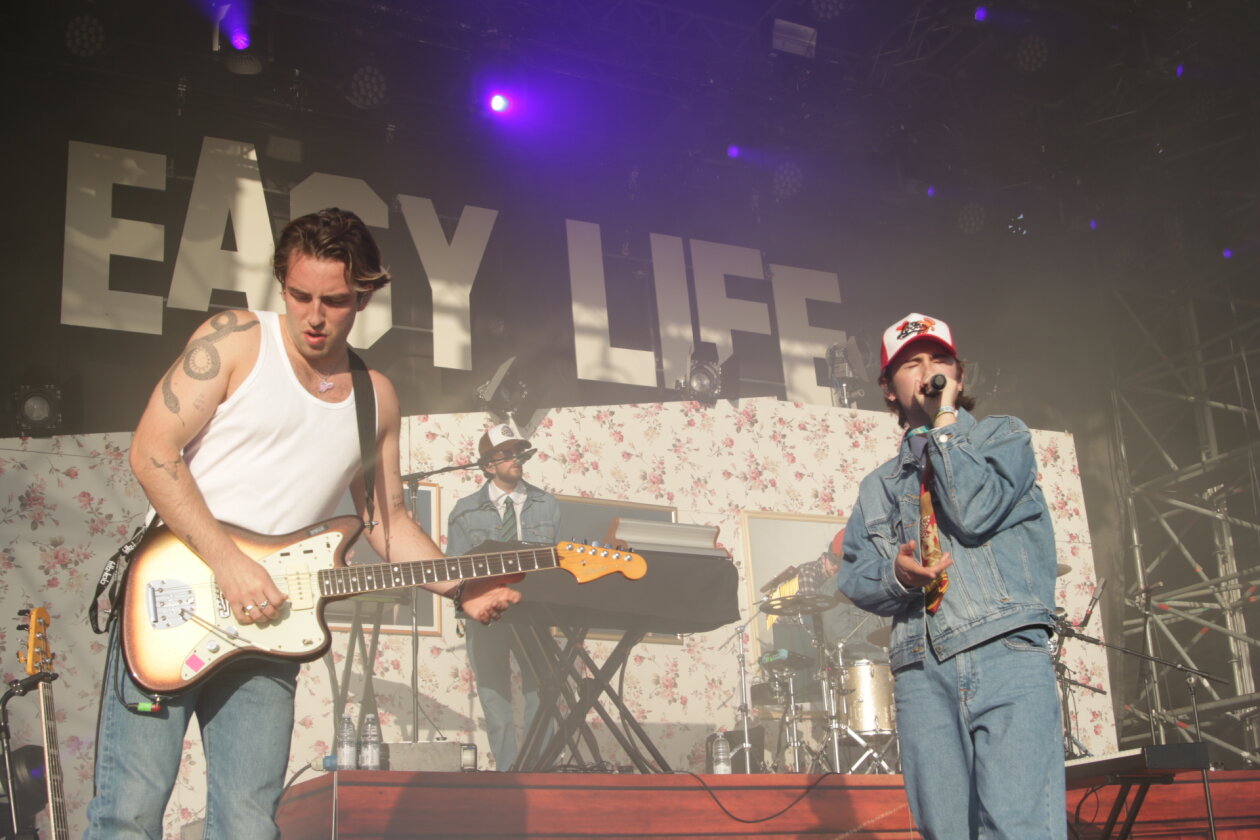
[382,740,462,772]
[704,727,766,773]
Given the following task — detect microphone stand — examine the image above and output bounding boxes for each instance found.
[1056,622,1222,839]
[399,463,484,743]
[718,605,767,773]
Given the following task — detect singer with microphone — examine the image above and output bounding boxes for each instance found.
[447,423,560,770]
[837,313,1064,840]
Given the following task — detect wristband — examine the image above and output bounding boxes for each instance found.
[933,406,957,420]
[451,580,467,613]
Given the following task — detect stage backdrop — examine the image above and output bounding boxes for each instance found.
[0,397,1110,839]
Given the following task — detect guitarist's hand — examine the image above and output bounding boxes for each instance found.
[460,574,524,625]
[218,553,289,625]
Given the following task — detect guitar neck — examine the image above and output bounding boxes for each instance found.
[319,545,560,598]
[39,681,69,840]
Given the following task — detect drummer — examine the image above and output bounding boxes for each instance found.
[766,533,842,664]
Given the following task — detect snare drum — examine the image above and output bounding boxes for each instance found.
[838,660,896,735]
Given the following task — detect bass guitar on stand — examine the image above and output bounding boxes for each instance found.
[15,606,69,840]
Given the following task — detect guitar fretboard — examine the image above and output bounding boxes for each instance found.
[317,547,560,596]
[40,680,68,840]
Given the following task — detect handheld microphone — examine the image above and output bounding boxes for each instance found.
[1078,578,1106,628]
[925,374,948,396]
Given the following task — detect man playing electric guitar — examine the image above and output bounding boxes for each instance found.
[85,208,522,839]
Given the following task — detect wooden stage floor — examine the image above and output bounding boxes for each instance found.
[277,769,1260,839]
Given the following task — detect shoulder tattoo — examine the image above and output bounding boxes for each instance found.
[161,312,258,415]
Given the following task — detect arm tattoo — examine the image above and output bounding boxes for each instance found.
[161,312,258,415]
[148,456,182,481]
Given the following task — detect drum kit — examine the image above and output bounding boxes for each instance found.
[745,591,899,774]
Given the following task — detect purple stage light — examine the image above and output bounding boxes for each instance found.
[230,30,250,50]
[726,145,741,159]
[1089,219,1098,231]
[926,185,936,198]
[974,6,988,22]
[489,93,511,113]
[1222,248,1233,260]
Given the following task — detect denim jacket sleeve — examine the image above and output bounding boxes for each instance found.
[837,481,916,617]
[926,410,1040,547]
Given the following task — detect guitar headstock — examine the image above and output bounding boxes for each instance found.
[555,542,646,583]
[18,606,53,676]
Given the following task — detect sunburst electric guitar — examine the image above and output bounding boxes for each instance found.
[121,516,646,694]
[17,606,69,840]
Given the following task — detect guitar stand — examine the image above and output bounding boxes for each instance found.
[1,672,52,840]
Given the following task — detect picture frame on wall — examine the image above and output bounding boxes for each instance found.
[741,510,887,664]
[324,481,443,636]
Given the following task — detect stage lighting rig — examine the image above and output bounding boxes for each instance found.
[12,385,63,437]
[677,342,737,406]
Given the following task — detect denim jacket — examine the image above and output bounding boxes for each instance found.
[446,479,561,558]
[837,408,1058,671]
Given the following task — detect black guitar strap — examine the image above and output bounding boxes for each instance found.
[348,349,379,532]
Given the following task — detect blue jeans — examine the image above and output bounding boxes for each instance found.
[894,627,1066,840]
[84,626,300,840]
[465,618,541,770]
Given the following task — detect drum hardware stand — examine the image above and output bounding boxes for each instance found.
[810,640,898,775]
[718,604,765,773]
[774,668,809,772]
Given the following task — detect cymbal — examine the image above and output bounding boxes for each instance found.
[1057,563,1072,577]
[761,592,842,617]
[866,625,892,648]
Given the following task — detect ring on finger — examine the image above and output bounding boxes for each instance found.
[257,600,270,610]
[243,603,258,612]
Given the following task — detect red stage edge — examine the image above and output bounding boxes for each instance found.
[277,769,1260,839]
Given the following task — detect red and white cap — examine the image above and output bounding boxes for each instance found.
[879,313,957,370]
[478,423,529,458]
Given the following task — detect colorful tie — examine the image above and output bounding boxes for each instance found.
[499,497,517,541]
[919,460,949,614]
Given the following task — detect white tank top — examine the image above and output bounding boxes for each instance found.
[182,310,367,535]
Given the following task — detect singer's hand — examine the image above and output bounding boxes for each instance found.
[893,540,952,590]
[922,374,962,427]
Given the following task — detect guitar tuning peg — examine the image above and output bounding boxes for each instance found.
[17,608,31,617]
[16,623,29,632]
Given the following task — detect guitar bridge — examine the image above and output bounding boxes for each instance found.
[146,579,196,629]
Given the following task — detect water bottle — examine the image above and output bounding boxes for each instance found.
[335,713,358,770]
[712,732,732,774]
[360,713,382,770]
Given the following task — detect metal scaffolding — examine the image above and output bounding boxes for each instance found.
[1110,246,1260,766]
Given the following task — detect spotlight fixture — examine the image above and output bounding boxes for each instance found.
[1006,211,1029,237]
[771,160,804,201]
[211,2,262,75]
[1014,34,1050,73]
[65,12,106,58]
[13,385,63,437]
[771,19,818,59]
[476,356,533,426]
[678,342,723,405]
[809,0,847,22]
[347,63,387,110]
[957,201,986,235]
